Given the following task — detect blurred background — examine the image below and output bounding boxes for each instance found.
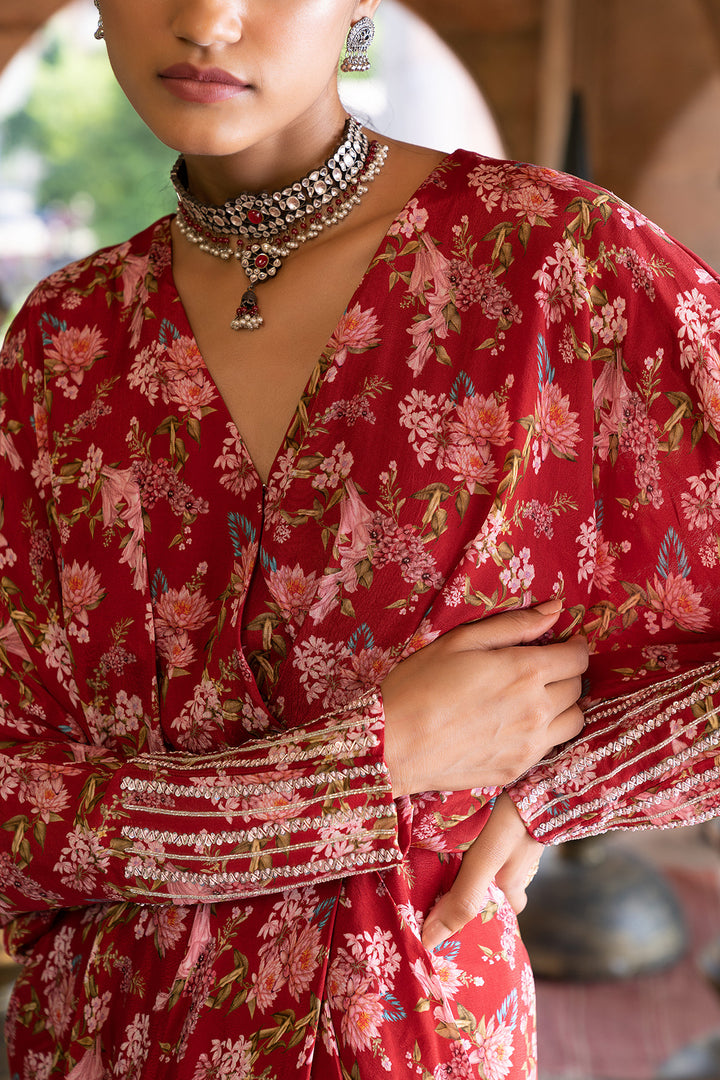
[1,2,720,1078]
[5,0,720,326]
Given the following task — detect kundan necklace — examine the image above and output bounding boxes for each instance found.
[171,117,389,331]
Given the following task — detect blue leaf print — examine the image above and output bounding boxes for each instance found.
[657,528,691,580]
[228,512,257,556]
[435,938,461,962]
[382,993,406,1022]
[348,623,375,653]
[159,318,181,347]
[450,371,476,402]
[537,333,555,390]
[595,499,605,530]
[39,312,68,348]
[151,568,169,600]
[312,897,336,931]
[260,548,277,575]
[496,988,518,1029]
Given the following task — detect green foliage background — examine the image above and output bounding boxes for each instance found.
[3,35,176,248]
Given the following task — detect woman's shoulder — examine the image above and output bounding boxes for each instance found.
[412,147,719,288]
[5,215,174,340]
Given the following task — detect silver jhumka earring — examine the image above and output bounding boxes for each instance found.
[341,17,375,73]
[94,0,105,40]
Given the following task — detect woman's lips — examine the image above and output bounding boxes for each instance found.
[159,64,250,103]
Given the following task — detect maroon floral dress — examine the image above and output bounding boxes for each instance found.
[1,151,719,1079]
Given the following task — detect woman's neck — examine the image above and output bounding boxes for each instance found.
[181,100,350,205]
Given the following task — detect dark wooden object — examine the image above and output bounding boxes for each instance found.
[519,837,687,980]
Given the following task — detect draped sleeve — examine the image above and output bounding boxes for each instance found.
[505,192,720,841]
[0,295,404,922]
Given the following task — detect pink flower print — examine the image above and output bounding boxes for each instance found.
[120,251,151,307]
[191,1036,253,1080]
[177,904,213,979]
[54,826,110,892]
[327,957,385,1055]
[60,560,104,625]
[166,374,217,418]
[67,1042,104,1080]
[448,259,487,312]
[371,519,443,590]
[337,479,373,553]
[507,179,557,224]
[22,771,70,823]
[328,304,381,366]
[478,1016,515,1080]
[593,355,633,451]
[635,789,698,826]
[156,626,196,677]
[240,785,296,823]
[146,904,189,957]
[163,335,204,377]
[285,920,323,1000]
[696,365,720,433]
[83,991,112,1035]
[443,442,497,490]
[100,466,147,591]
[593,533,617,592]
[642,644,680,674]
[388,197,429,238]
[536,381,580,459]
[533,238,590,324]
[154,585,213,631]
[500,547,535,595]
[681,467,720,530]
[0,619,30,663]
[341,645,395,695]
[312,442,354,490]
[0,414,21,471]
[590,296,628,346]
[46,974,76,1039]
[449,393,512,448]
[45,325,106,385]
[616,247,656,299]
[267,564,318,622]
[409,234,450,300]
[650,572,712,632]
[250,946,285,1011]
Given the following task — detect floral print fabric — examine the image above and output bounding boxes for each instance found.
[0,150,719,1077]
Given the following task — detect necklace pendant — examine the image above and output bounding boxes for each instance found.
[232,288,263,331]
[241,244,282,282]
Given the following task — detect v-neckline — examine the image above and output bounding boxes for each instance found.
[162,150,455,491]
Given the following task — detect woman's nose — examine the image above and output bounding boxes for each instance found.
[171,0,243,47]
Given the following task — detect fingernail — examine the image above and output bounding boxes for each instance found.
[534,599,562,616]
[422,919,450,952]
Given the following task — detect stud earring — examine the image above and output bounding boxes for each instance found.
[94,0,105,40]
[341,16,375,73]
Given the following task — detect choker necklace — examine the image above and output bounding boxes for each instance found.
[171,117,389,331]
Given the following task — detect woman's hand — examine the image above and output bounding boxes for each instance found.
[381,600,588,799]
[421,793,543,951]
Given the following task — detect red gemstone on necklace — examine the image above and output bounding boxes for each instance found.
[247,210,264,225]
[254,253,269,269]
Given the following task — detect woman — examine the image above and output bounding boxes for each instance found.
[0,0,717,1076]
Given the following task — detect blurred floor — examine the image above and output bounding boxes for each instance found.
[537,825,720,1080]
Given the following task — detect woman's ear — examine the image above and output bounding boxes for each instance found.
[354,0,383,22]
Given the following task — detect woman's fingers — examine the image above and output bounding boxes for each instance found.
[421,794,543,952]
[447,599,563,652]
